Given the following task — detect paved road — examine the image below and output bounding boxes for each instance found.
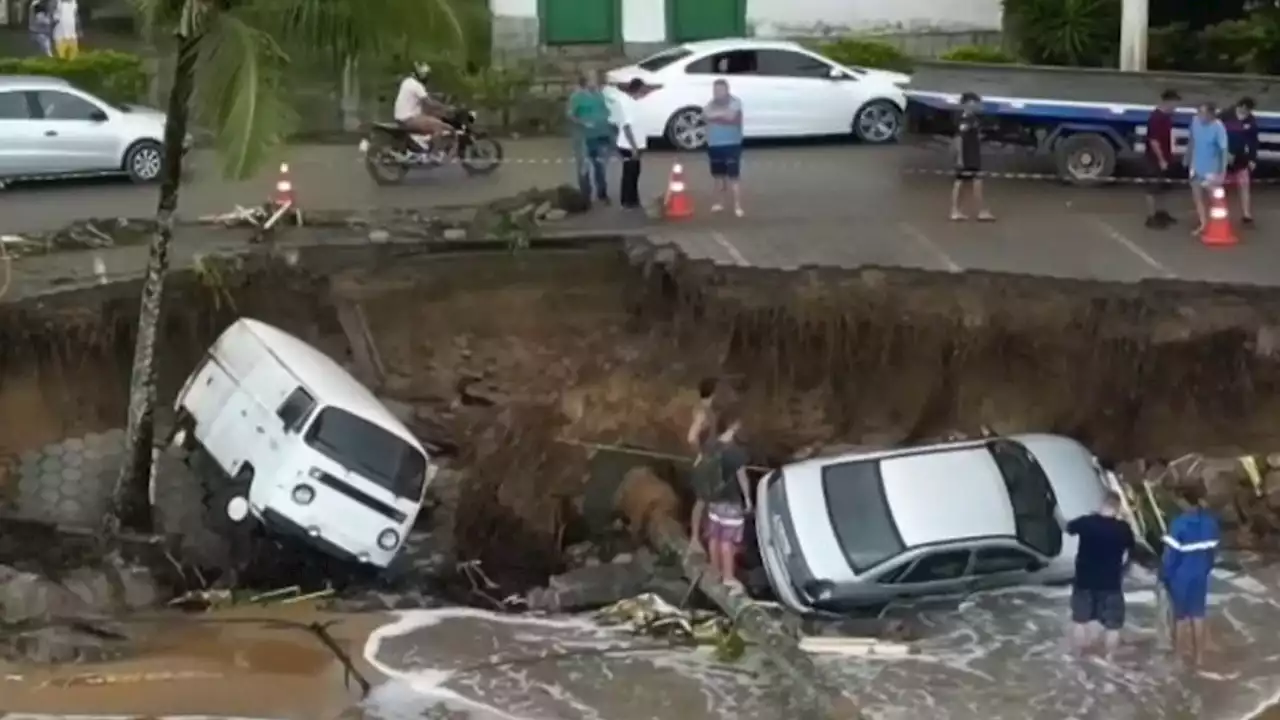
[5,137,1280,287]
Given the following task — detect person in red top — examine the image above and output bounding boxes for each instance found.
[1144,89,1180,229]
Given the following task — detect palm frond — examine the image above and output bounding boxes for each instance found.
[129,0,185,40]
[239,0,475,71]
[193,12,298,179]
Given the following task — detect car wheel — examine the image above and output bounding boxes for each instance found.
[665,107,707,151]
[124,140,164,183]
[853,100,903,144]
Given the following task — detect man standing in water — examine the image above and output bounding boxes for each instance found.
[689,410,752,590]
[1066,492,1135,655]
[1163,485,1220,665]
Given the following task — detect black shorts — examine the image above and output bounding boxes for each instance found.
[955,166,981,181]
[1144,158,1180,193]
[1071,588,1125,630]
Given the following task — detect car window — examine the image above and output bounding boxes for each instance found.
[34,91,102,121]
[638,47,694,72]
[755,50,833,79]
[898,549,972,583]
[687,50,757,75]
[987,439,1063,557]
[972,547,1036,575]
[875,562,911,584]
[0,91,31,120]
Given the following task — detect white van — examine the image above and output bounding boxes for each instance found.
[166,317,435,570]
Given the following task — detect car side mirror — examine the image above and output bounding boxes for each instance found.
[828,68,846,80]
[88,110,108,122]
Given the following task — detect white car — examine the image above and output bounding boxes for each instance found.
[606,38,910,150]
[0,74,183,183]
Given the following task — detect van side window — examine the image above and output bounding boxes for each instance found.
[277,387,316,432]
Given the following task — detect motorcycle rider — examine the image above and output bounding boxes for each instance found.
[394,61,454,156]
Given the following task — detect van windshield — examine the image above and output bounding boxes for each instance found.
[304,407,427,500]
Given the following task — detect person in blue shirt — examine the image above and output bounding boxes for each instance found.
[1161,484,1220,666]
[1219,96,1259,225]
[1065,492,1134,656]
[704,80,744,217]
[566,70,614,206]
[1187,102,1229,236]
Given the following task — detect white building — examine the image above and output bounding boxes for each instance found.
[491,0,1001,52]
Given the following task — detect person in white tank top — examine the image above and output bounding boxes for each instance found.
[394,61,452,140]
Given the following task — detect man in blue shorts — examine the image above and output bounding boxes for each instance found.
[1187,102,1229,235]
[703,80,744,217]
[1162,484,1220,665]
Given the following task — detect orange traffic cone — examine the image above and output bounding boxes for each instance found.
[663,163,694,220]
[1200,185,1237,247]
[272,163,295,209]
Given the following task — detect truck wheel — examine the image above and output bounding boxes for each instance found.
[1054,133,1116,186]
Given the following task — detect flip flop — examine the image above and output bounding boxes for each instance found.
[977,212,997,222]
[950,213,968,221]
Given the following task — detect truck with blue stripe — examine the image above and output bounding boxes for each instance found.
[905,90,1280,185]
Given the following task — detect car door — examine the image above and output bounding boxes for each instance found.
[968,545,1044,592]
[891,548,975,598]
[752,49,855,137]
[29,89,120,173]
[0,91,46,177]
[685,49,774,136]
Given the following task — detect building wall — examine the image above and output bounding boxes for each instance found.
[490,0,1002,55]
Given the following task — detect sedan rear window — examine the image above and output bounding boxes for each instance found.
[822,460,905,573]
[638,47,693,72]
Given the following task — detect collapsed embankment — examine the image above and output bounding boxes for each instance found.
[6,237,1280,594]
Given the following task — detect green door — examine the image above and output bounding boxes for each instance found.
[541,0,617,45]
[667,0,745,42]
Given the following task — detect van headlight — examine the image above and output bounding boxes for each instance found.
[377,529,400,550]
[292,484,315,505]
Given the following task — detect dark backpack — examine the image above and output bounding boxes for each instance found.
[691,443,733,502]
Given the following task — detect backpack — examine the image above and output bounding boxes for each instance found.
[691,442,733,503]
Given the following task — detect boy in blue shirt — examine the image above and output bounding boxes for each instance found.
[1220,96,1259,225]
[1187,102,1229,235]
[1161,484,1220,666]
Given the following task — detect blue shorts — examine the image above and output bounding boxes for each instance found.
[707,145,742,179]
[1167,575,1209,619]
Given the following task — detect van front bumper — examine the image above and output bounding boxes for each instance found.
[260,507,389,568]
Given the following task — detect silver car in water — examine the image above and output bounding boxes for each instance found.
[0,75,181,184]
[755,433,1112,613]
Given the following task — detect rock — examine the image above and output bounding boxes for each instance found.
[0,565,81,624]
[1255,326,1280,359]
[533,201,553,219]
[563,541,597,568]
[368,229,391,243]
[542,208,568,222]
[379,397,415,424]
[442,227,467,241]
[611,552,634,565]
[526,561,657,613]
[1267,453,1280,471]
[1264,470,1280,509]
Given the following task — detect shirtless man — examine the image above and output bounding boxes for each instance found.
[394,61,453,144]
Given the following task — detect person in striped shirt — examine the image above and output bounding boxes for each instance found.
[1161,485,1220,665]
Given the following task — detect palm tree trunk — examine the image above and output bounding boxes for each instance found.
[108,33,201,535]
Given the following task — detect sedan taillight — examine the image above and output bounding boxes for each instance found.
[616,81,662,99]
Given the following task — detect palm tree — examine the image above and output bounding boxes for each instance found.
[106,0,474,535]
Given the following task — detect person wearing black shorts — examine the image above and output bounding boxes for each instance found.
[1144,89,1180,229]
[1066,492,1135,656]
[950,91,994,221]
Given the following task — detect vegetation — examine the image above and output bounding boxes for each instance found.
[939,45,1017,64]
[1002,0,1121,67]
[0,51,148,103]
[105,0,477,536]
[812,38,914,73]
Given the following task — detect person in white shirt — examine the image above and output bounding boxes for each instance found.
[606,78,647,209]
[394,61,453,141]
[52,0,78,59]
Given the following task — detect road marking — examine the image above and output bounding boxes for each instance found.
[710,231,750,266]
[898,223,962,273]
[1090,218,1177,278]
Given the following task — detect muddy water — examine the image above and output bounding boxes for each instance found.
[2,605,380,719]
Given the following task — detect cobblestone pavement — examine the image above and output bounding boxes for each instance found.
[5,138,1280,289]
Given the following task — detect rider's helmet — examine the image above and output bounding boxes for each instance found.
[412,61,432,83]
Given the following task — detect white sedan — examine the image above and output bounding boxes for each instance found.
[605,38,910,151]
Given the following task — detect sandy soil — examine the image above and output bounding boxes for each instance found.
[1,604,389,719]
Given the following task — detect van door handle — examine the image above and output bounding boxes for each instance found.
[44,130,57,137]
[256,426,264,434]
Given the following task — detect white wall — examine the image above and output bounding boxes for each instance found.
[491,0,535,18]
[623,0,665,43]
[748,0,1002,35]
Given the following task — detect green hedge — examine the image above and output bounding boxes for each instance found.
[0,51,149,104]
[812,38,914,73]
[939,45,1017,64]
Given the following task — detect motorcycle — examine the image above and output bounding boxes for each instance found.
[358,106,504,185]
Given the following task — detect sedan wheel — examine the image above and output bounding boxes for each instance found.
[125,141,164,183]
[666,108,707,151]
[854,100,903,144]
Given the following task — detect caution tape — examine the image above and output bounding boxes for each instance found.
[900,166,1280,186]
